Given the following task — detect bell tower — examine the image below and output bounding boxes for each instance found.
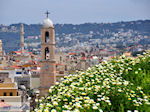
[40,11,56,96]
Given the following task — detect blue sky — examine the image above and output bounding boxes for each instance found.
[0,0,150,25]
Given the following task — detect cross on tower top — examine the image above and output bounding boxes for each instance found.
[45,11,50,18]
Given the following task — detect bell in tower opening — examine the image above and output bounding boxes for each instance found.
[45,31,50,43]
[45,47,50,60]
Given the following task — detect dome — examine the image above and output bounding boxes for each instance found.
[43,18,54,28]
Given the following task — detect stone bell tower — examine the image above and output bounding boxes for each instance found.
[40,11,56,96]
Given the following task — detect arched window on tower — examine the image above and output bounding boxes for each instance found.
[45,31,50,43]
[45,47,50,60]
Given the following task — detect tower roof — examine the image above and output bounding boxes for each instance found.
[43,18,54,28]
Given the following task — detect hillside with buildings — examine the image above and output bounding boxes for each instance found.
[0,20,150,53]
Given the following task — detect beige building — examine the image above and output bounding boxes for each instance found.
[0,75,22,108]
[30,69,40,89]
[0,78,18,96]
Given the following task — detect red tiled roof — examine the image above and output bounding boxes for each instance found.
[55,63,64,66]
[12,51,32,54]
[68,53,76,55]
[10,65,22,69]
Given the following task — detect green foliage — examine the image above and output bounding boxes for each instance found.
[110,52,150,95]
[35,51,150,112]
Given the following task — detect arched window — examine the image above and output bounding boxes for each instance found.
[45,31,50,43]
[10,92,13,96]
[45,47,50,60]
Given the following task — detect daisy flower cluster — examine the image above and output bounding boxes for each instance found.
[35,51,150,112]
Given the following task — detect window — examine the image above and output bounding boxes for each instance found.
[45,31,50,43]
[3,92,7,96]
[10,92,13,96]
[45,47,50,60]
[1,99,4,102]
[16,72,22,74]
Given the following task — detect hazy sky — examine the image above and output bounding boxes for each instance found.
[0,0,150,25]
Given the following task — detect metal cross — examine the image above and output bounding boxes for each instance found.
[45,11,50,18]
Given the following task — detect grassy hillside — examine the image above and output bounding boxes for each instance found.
[35,51,150,112]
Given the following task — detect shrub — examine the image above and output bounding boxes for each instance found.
[35,51,150,112]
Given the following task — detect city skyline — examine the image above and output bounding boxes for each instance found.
[0,0,150,25]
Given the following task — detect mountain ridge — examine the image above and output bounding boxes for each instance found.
[0,20,150,53]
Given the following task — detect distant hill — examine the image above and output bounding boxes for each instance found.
[0,20,150,53]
